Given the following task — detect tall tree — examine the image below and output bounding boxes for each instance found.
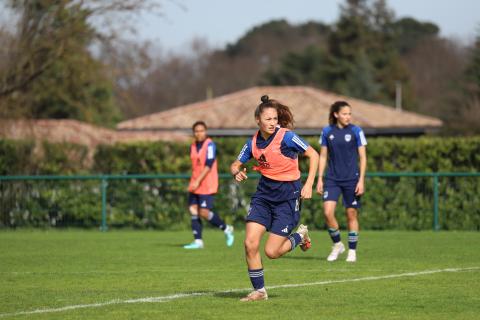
[114,20,331,117]
[455,31,480,135]
[392,17,439,54]
[263,46,330,86]
[264,0,415,108]
[402,37,466,120]
[465,33,480,96]
[0,0,160,126]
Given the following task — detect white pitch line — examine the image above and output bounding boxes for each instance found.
[0,266,478,318]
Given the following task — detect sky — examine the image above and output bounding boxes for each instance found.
[135,0,480,52]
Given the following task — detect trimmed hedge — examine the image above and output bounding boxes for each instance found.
[1,136,479,230]
[0,139,36,175]
[3,136,480,175]
[0,139,89,175]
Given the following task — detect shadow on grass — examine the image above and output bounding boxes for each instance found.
[214,291,278,300]
[282,255,325,261]
[213,291,246,299]
[155,243,189,248]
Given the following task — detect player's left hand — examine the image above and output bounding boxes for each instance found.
[234,168,248,182]
[316,180,324,195]
[189,180,200,192]
[301,185,312,199]
[355,180,364,196]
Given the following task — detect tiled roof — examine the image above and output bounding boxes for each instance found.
[0,119,190,164]
[0,119,189,149]
[117,86,443,131]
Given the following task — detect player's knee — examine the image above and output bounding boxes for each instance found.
[264,247,281,259]
[189,206,198,216]
[198,208,209,219]
[244,238,259,256]
[346,208,358,219]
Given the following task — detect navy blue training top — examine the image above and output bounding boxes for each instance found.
[195,140,216,168]
[320,124,367,182]
[237,127,309,202]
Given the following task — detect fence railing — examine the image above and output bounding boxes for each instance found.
[365,172,480,231]
[1,172,479,231]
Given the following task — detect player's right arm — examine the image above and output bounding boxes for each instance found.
[230,139,252,182]
[231,160,248,182]
[316,128,329,195]
[316,147,328,194]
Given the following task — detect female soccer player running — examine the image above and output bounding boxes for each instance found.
[230,95,319,301]
[184,121,234,249]
[316,101,367,262]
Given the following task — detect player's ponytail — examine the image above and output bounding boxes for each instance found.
[329,101,350,125]
[255,95,294,129]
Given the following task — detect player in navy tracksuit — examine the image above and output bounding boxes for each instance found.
[316,101,367,262]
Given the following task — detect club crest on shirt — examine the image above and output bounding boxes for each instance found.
[329,134,334,140]
[345,134,352,142]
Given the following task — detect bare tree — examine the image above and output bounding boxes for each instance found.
[114,19,331,118]
[0,0,162,100]
[403,38,467,118]
[114,38,214,117]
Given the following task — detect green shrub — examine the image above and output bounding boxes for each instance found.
[1,136,479,230]
[0,139,35,175]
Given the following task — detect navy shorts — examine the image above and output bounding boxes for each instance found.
[323,179,361,209]
[188,193,214,210]
[246,196,301,237]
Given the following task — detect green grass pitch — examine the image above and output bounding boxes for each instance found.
[1,230,479,319]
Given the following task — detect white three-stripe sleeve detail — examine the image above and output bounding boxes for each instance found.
[292,136,308,151]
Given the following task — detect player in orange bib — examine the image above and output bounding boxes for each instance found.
[184,121,234,249]
[230,95,319,301]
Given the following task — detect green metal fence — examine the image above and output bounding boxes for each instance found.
[1,172,479,231]
[365,172,480,231]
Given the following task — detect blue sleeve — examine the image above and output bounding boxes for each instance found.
[205,141,216,168]
[237,139,253,163]
[352,126,367,147]
[319,127,330,146]
[283,131,309,153]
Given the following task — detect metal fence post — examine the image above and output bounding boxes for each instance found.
[433,174,440,231]
[101,177,108,232]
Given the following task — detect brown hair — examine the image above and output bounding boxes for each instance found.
[192,121,207,131]
[254,95,294,129]
[329,101,350,125]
